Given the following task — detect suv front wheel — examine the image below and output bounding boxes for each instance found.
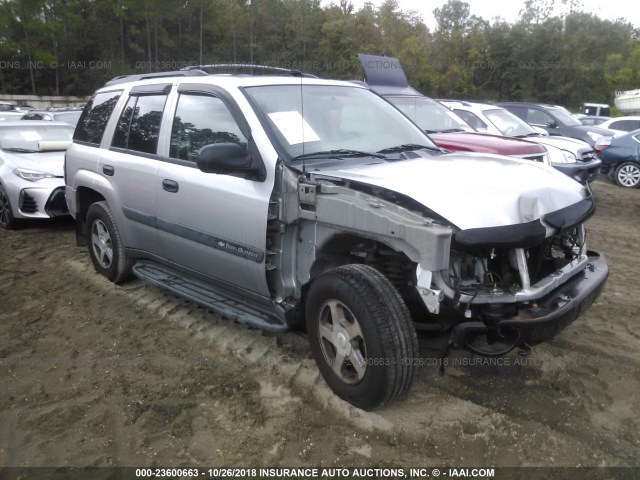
[86,201,132,283]
[305,264,418,410]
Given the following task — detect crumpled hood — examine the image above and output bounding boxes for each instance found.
[314,153,587,230]
[3,151,65,176]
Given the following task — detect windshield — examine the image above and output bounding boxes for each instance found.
[0,125,74,151]
[386,96,473,133]
[244,84,437,161]
[551,108,581,127]
[483,108,537,137]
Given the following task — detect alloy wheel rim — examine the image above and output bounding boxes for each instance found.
[618,164,640,187]
[317,299,367,385]
[91,219,114,268]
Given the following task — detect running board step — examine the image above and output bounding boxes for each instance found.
[132,261,287,332]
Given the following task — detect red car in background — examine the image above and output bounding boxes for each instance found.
[358,54,550,164]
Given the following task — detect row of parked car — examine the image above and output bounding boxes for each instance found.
[357,55,640,189]
[0,102,83,126]
[577,113,640,134]
[452,102,640,189]
[0,55,612,410]
[571,113,640,188]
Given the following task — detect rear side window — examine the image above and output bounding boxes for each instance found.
[454,110,487,130]
[527,108,553,126]
[112,94,167,155]
[611,120,640,132]
[74,91,122,145]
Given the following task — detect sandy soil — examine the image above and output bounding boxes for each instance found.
[0,179,639,471]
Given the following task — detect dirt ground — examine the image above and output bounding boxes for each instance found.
[0,179,639,472]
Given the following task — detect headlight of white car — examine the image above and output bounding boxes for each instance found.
[547,147,577,164]
[586,131,602,143]
[13,168,57,182]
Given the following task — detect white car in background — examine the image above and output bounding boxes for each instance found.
[597,116,640,135]
[0,121,74,229]
[440,100,602,184]
[0,112,24,121]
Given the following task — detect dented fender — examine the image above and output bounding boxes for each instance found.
[296,181,453,286]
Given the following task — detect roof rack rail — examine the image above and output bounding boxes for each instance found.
[437,98,472,106]
[104,69,209,87]
[181,64,318,78]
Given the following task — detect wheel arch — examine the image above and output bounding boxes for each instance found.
[308,232,416,279]
[300,229,423,318]
[74,187,107,246]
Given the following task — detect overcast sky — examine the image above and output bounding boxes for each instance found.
[329,0,636,30]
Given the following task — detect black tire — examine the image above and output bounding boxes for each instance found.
[305,264,418,410]
[86,201,132,283]
[0,184,18,230]
[614,162,640,188]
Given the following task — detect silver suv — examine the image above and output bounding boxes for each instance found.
[65,67,608,410]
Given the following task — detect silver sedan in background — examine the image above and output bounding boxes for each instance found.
[0,121,74,229]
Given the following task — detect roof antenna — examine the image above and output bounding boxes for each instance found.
[299,71,306,175]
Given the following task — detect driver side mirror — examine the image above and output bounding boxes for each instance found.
[197,143,259,177]
[545,120,558,128]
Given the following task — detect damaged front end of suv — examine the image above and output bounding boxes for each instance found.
[438,199,606,355]
[299,154,608,358]
[244,80,607,409]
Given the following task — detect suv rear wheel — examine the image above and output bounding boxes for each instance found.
[86,201,132,283]
[306,264,418,410]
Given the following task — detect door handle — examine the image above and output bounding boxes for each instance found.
[103,165,114,176]
[162,179,179,193]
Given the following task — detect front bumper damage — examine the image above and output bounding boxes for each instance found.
[412,192,608,356]
[553,159,601,184]
[449,251,608,355]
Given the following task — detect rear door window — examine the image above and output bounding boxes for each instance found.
[111,94,168,155]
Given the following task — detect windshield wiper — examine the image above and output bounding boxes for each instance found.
[2,147,38,153]
[291,149,387,161]
[424,128,465,134]
[377,143,441,154]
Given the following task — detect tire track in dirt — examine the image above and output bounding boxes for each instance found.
[1,180,639,467]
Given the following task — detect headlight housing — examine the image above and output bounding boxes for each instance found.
[13,168,56,182]
[547,147,577,164]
